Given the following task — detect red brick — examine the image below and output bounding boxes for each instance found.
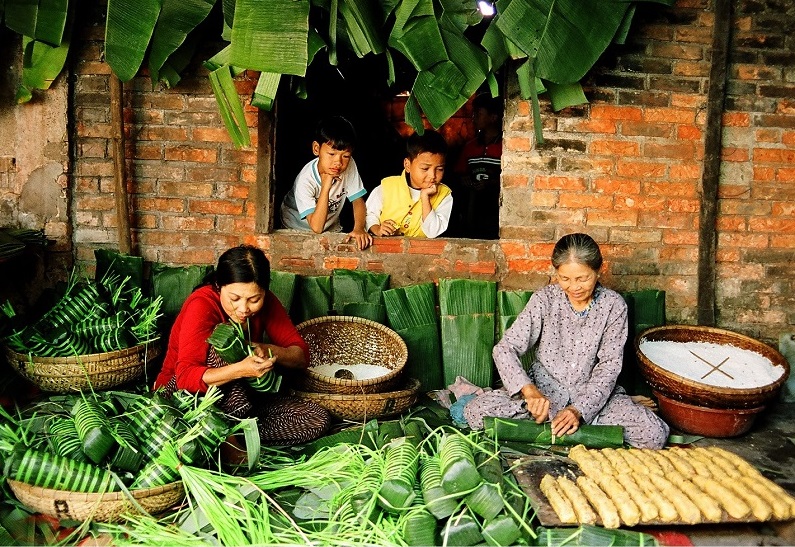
[662,230,699,246]
[651,43,705,61]
[136,197,185,213]
[74,195,115,210]
[587,210,637,227]
[621,121,673,138]
[323,256,360,270]
[502,174,530,188]
[530,191,558,207]
[674,26,712,44]
[770,234,795,248]
[754,148,795,163]
[504,136,533,152]
[644,181,698,197]
[160,248,217,265]
[735,65,782,81]
[372,238,404,254]
[454,260,497,275]
[668,198,700,213]
[534,175,586,191]
[159,182,214,197]
[240,167,257,183]
[558,118,617,134]
[673,61,710,77]
[137,127,190,141]
[499,242,528,259]
[677,125,702,140]
[749,217,795,233]
[755,129,781,143]
[165,146,218,163]
[638,212,695,229]
[134,144,163,160]
[278,258,315,270]
[782,131,795,146]
[718,233,770,248]
[407,239,447,255]
[643,108,695,124]
[644,142,697,160]
[614,195,666,210]
[590,140,640,156]
[161,217,215,231]
[721,147,750,162]
[593,177,641,195]
[616,160,667,178]
[715,248,741,262]
[77,123,113,139]
[752,167,775,182]
[185,167,240,183]
[590,105,642,121]
[558,193,613,209]
[777,167,795,182]
[186,233,239,248]
[722,112,751,127]
[189,199,244,215]
[194,127,233,143]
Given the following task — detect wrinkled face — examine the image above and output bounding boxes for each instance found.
[313,141,352,179]
[555,262,599,304]
[220,282,266,323]
[404,152,445,190]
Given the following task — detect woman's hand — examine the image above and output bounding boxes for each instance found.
[551,405,582,437]
[239,352,276,379]
[521,383,550,423]
[251,342,307,369]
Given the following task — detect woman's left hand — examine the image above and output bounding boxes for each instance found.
[551,406,582,437]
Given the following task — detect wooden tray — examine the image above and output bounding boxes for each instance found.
[509,453,795,527]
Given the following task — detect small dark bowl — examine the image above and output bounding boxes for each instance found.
[654,391,765,438]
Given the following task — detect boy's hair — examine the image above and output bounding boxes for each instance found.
[473,92,503,118]
[406,129,448,161]
[315,115,357,151]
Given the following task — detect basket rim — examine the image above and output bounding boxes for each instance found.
[296,315,408,387]
[635,324,790,396]
[291,377,420,401]
[6,479,183,501]
[3,339,161,364]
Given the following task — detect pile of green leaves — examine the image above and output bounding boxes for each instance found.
[1,388,234,494]
[2,269,162,357]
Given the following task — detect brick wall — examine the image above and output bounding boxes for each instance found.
[46,0,795,344]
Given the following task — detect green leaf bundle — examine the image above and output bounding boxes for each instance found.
[483,417,625,449]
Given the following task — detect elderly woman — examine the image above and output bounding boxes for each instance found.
[154,245,330,446]
[464,233,669,449]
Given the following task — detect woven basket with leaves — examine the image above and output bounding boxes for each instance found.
[3,341,160,393]
[7,479,184,523]
[296,316,408,394]
[291,378,420,421]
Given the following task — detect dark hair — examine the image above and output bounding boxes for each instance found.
[314,115,357,151]
[473,93,503,118]
[551,233,603,271]
[406,129,448,161]
[213,245,271,291]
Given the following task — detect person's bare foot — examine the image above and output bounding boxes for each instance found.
[631,394,658,413]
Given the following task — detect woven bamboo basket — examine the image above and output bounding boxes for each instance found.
[635,325,790,409]
[296,316,408,394]
[291,378,420,421]
[3,341,160,393]
[6,480,184,523]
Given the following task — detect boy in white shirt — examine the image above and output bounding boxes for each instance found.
[365,130,452,239]
[281,116,372,250]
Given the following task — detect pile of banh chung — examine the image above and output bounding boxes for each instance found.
[540,445,795,527]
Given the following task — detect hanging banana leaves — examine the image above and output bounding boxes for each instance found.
[294,275,332,324]
[206,63,251,148]
[331,268,389,324]
[338,0,385,57]
[148,0,216,86]
[268,270,298,314]
[229,0,310,75]
[4,0,67,46]
[105,0,161,82]
[497,289,534,370]
[388,0,447,72]
[15,2,72,104]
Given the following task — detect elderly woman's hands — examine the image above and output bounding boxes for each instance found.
[239,352,276,379]
[551,405,582,437]
[520,383,550,423]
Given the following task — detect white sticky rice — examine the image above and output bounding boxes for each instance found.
[639,340,785,389]
[313,363,393,381]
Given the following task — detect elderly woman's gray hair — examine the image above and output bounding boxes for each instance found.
[551,233,603,271]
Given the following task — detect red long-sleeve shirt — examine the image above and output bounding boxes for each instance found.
[153,285,309,393]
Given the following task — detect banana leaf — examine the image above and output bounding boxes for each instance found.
[155,31,201,88]
[206,63,250,148]
[483,417,625,449]
[497,289,533,370]
[229,0,310,76]
[545,80,587,112]
[269,270,297,314]
[293,275,332,324]
[331,269,389,324]
[105,0,161,82]
[148,0,216,85]
[535,525,658,547]
[251,71,280,110]
[4,0,67,46]
[16,17,71,104]
[388,0,447,72]
[383,283,443,390]
[151,262,213,320]
[439,278,496,389]
[439,0,482,33]
[619,290,665,396]
[339,0,385,57]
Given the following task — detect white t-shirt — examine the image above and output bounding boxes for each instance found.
[364,180,453,239]
[281,157,367,232]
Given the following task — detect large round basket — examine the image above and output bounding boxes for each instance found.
[296,316,408,394]
[6,480,184,523]
[3,341,161,393]
[291,378,421,421]
[635,325,789,409]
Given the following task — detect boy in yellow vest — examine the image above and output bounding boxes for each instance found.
[365,130,452,238]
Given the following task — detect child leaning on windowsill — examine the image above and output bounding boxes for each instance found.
[280,115,372,250]
[365,129,452,239]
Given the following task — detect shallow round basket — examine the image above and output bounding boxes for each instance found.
[636,325,789,409]
[654,391,765,438]
[291,378,420,421]
[6,480,184,523]
[3,341,161,393]
[296,316,408,394]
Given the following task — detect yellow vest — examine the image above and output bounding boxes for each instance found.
[379,173,452,237]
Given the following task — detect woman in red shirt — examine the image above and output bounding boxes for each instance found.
[154,245,330,445]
